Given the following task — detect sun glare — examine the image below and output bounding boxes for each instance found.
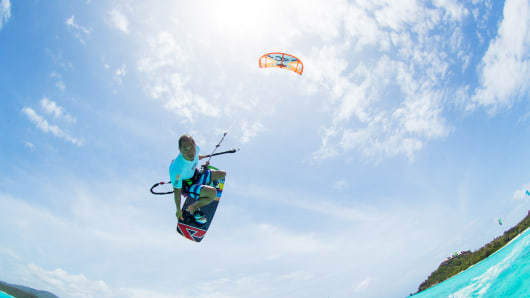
[193,0,286,49]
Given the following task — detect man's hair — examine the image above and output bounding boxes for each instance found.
[178,134,195,148]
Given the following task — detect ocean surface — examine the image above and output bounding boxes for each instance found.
[412,227,530,297]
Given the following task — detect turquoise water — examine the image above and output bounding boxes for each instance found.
[0,291,14,298]
[413,228,530,297]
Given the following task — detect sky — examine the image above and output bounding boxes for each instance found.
[0,0,529,297]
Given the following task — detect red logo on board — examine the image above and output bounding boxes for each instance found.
[177,223,206,242]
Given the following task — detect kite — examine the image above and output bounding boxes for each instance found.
[259,52,303,75]
[526,190,529,197]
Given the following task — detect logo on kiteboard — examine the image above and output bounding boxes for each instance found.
[177,223,207,242]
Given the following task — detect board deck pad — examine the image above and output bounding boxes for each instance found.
[176,169,224,242]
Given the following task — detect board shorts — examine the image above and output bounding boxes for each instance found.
[181,168,212,200]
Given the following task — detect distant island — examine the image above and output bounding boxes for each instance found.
[412,210,530,295]
[0,280,58,298]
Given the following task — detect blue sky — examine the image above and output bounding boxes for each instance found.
[1,0,529,297]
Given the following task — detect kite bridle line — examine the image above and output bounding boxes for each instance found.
[150,133,238,195]
[204,132,227,168]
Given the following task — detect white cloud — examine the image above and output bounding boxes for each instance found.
[50,71,66,91]
[239,183,383,223]
[23,141,34,150]
[343,4,385,51]
[306,0,475,162]
[340,120,425,162]
[393,91,449,140]
[0,0,10,30]
[47,50,74,70]
[433,0,468,22]
[22,107,82,146]
[239,120,263,144]
[513,184,530,200]
[109,9,129,34]
[313,53,450,162]
[332,179,348,190]
[312,125,340,160]
[65,16,89,34]
[354,276,372,292]
[290,0,347,41]
[471,0,530,114]
[0,259,175,298]
[519,110,530,123]
[65,15,90,44]
[40,97,76,123]
[0,191,179,297]
[373,0,422,31]
[28,264,111,298]
[138,32,218,122]
[25,263,176,298]
[113,64,127,85]
[254,223,333,255]
[473,0,493,46]
[137,32,188,73]
[55,80,66,91]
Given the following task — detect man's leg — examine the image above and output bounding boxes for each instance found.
[211,170,226,181]
[187,185,217,213]
[185,170,226,219]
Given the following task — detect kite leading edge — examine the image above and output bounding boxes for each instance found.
[259,52,303,75]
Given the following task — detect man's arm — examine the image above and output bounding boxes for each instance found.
[174,187,183,220]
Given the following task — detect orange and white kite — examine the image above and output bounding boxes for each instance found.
[259,52,303,75]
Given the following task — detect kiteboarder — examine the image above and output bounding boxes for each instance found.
[170,134,226,224]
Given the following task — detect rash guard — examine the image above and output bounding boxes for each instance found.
[169,145,200,189]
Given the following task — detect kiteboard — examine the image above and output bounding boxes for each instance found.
[176,165,225,242]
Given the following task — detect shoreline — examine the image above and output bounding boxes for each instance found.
[412,226,530,296]
[413,211,530,295]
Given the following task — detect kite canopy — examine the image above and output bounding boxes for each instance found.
[526,190,530,196]
[259,52,303,75]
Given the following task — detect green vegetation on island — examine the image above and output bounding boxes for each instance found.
[413,210,530,295]
[0,281,58,298]
[0,282,36,298]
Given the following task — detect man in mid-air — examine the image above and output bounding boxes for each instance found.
[169,134,226,224]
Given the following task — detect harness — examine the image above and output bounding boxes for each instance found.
[181,168,203,196]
